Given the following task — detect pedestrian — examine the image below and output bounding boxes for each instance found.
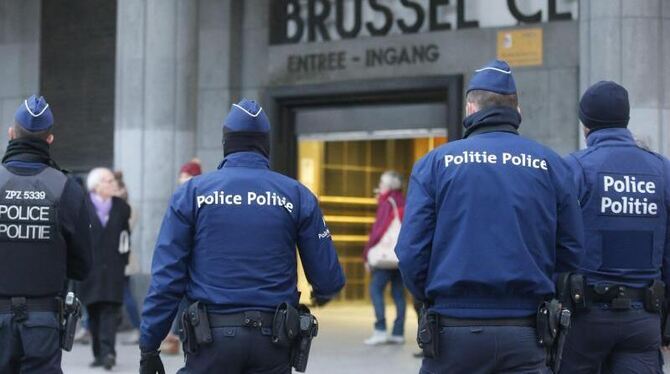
[158,159,204,355]
[139,99,345,374]
[395,60,584,373]
[178,158,202,184]
[363,170,406,346]
[80,167,132,370]
[0,95,92,373]
[559,81,670,373]
[113,171,142,346]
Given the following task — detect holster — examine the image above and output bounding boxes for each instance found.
[60,294,81,352]
[271,302,300,348]
[644,279,665,313]
[417,305,440,359]
[182,301,212,354]
[536,299,571,373]
[291,304,318,373]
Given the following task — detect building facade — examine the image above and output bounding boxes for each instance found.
[1,0,669,299]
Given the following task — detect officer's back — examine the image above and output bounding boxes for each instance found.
[140,99,345,374]
[184,152,340,310]
[0,96,92,374]
[396,60,583,374]
[560,81,670,373]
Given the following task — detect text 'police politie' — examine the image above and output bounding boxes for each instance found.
[600,174,659,216]
[196,191,294,213]
[0,189,53,240]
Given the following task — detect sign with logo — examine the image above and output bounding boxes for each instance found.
[497,28,543,67]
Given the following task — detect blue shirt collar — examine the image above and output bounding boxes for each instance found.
[3,160,47,171]
[586,127,635,147]
[217,151,270,169]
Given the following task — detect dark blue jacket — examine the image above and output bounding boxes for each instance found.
[140,152,345,351]
[564,128,670,291]
[396,107,584,319]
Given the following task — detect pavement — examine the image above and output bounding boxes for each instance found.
[62,303,422,374]
[61,303,670,373]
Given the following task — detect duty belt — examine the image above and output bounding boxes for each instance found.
[585,284,646,309]
[208,311,274,328]
[439,316,535,327]
[0,297,61,322]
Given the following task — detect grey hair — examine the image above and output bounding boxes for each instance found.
[380,170,402,191]
[86,167,112,192]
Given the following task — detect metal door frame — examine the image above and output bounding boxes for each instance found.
[265,75,463,177]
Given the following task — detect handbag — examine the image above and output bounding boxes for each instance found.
[367,197,401,269]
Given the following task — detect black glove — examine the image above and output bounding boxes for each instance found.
[311,292,330,307]
[140,350,165,374]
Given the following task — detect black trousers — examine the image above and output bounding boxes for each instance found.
[87,302,121,360]
[178,326,291,374]
[0,311,62,374]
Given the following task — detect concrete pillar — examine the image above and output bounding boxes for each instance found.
[195,0,243,170]
[579,0,670,154]
[115,0,198,271]
[0,0,40,153]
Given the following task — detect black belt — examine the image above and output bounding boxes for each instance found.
[440,316,535,327]
[208,311,274,328]
[585,285,645,308]
[0,297,61,314]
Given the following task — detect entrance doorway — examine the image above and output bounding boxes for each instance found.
[266,76,463,303]
[298,135,446,301]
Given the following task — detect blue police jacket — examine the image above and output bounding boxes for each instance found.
[396,106,584,319]
[564,128,670,291]
[140,152,345,351]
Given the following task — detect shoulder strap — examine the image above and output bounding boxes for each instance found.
[37,166,68,198]
[387,197,399,219]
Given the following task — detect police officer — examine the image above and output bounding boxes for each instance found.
[139,99,346,374]
[0,95,92,373]
[559,81,670,373]
[395,60,584,374]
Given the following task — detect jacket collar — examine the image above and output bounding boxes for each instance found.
[217,151,270,170]
[586,127,635,147]
[462,106,522,138]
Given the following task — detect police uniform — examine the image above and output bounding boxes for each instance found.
[139,99,345,374]
[0,96,92,373]
[395,60,584,374]
[559,81,669,373]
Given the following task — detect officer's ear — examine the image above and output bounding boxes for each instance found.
[465,102,478,116]
[7,126,15,141]
[46,133,55,145]
[582,124,590,138]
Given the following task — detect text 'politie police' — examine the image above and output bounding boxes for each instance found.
[444,151,548,170]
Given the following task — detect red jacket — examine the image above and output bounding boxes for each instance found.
[363,190,405,261]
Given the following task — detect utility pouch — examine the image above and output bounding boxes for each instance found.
[187,301,212,346]
[417,305,440,359]
[272,302,300,348]
[569,274,587,310]
[292,305,318,373]
[645,280,665,313]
